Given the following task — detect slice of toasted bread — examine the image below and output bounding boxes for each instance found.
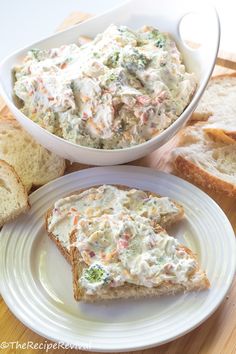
[173,125,236,197]
[70,222,209,302]
[0,159,29,227]
[45,185,184,263]
[0,117,65,192]
[190,74,236,143]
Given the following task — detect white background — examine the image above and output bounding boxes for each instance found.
[0,0,235,60]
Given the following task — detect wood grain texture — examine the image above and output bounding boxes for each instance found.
[1,11,236,354]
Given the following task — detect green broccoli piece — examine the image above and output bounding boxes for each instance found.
[148,28,161,40]
[155,36,166,48]
[93,52,100,58]
[29,48,41,61]
[108,72,118,82]
[84,264,109,283]
[106,51,120,68]
[147,29,166,48]
[122,49,149,73]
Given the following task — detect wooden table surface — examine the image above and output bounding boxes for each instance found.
[1,11,236,354]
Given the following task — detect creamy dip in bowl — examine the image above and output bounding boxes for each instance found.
[0,0,220,164]
[14,25,196,150]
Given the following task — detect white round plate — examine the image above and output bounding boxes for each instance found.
[0,166,235,352]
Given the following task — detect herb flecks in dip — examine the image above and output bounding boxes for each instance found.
[14,25,196,149]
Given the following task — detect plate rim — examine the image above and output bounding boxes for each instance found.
[0,165,235,352]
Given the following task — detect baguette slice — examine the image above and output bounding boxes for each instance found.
[45,185,184,264]
[190,74,236,142]
[0,159,29,227]
[0,117,65,192]
[70,221,209,302]
[173,125,236,197]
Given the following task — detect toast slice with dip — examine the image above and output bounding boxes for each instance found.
[70,215,209,302]
[45,185,184,263]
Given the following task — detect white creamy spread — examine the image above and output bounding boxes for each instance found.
[47,185,180,249]
[14,24,196,149]
[46,185,204,294]
[75,214,199,294]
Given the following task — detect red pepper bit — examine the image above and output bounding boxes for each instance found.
[118,239,129,249]
[82,112,89,121]
[140,112,149,124]
[100,252,106,259]
[137,95,151,105]
[73,215,79,225]
[123,232,130,241]
[154,91,167,104]
[60,62,67,69]
[164,264,173,274]
[71,207,78,212]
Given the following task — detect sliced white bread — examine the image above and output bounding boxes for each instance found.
[45,185,184,264]
[70,223,209,302]
[173,125,236,197]
[190,74,236,142]
[0,118,65,192]
[0,159,29,227]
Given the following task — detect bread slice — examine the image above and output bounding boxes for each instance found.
[190,74,236,142]
[70,222,209,302]
[45,185,184,264]
[0,159,29,227]
[173,125,236,197]
[0,117,65,192]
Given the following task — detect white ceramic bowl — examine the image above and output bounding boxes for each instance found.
[0,0,220,165]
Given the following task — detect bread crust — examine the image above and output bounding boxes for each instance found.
[205,129,236,144]
[45,184,184,264]
[211,72,236,80]
[70,230,209,302]
[175,155,236,198]
[204,128,236,145]
[226,131,236,140]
